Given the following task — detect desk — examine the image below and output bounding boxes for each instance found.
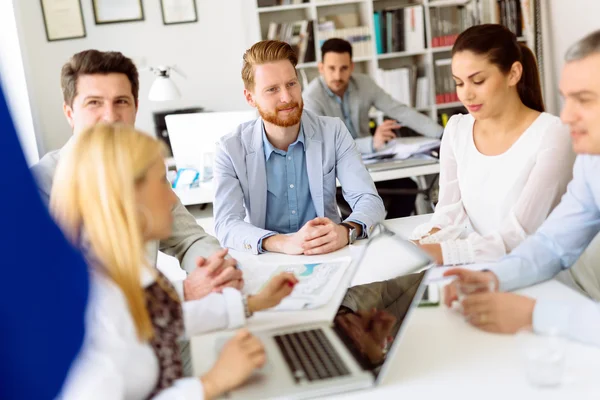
[190,215,600,399]
[174,160,440,206]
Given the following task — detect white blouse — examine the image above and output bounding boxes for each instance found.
[410,112,574,265]
[59,270,246,400]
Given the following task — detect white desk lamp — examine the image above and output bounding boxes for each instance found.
[148,66,185,101]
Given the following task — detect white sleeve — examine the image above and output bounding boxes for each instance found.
[411,115,472,239]
[59,279,139,400]
[438,123,574,265]
[534,298,600,348]
[152,378,205,400]
[183,287,246,336]
[60,277,209,400]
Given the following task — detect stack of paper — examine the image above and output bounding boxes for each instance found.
[244,258,352,311]
[361,138,441,164]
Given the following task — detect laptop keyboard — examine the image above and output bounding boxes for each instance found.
[274,328,350,384]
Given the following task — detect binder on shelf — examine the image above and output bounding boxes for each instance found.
[496,0,523,37]
[373,12,384,54]
[258,0,307,6]
[434,58,458,105]
[373,5,425,55]
[415,77,430,109]
[267,20,316,63]
[376,66,417,107]
[318,26,374,59]
[430,2,481,48]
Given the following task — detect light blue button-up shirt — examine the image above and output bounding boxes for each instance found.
[478,155,600,347]
[321,77,358,139]
[262,124,317,237]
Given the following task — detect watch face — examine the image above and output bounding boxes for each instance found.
[349,228,357,243]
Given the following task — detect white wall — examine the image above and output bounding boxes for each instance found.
[0,0,39,165]
[15,0,260,154]
[545,0,600,114]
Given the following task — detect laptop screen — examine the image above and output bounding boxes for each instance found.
[332,270,427,379]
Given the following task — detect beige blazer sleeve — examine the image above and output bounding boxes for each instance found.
[159,196,222,274]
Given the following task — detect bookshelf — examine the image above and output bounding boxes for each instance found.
[252,0,538,126]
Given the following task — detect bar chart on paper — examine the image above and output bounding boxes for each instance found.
[255,258,351,311]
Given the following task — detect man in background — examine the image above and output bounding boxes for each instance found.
[304,38,443,218]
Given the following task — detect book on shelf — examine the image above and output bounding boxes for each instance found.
[267,20,316,63]
[430,2,481,48]
[415,76,430,109]
[434,58,458,104]
[318,26,374,59]
[258,0,307,7]
[375,66,418,107]
[373,5,425,55]
[496,0,523,37]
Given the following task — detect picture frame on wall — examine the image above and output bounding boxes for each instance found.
[40,0,86,42]
[92,0,144,25]
[160,0,198,25]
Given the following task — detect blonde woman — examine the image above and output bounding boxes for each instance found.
[53,124,298,399]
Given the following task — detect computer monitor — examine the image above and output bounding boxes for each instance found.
[152,107,204,156]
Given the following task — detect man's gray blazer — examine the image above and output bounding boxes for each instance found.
[303,73,443,153]
[31,141,221,274]
[213,109,386,254]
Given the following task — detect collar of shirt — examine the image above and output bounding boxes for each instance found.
[262,122,306,161]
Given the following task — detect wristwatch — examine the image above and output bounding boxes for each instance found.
[242,295,253,318]
[340,222,358,245]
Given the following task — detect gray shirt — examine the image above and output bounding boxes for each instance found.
[30,140,221,274]
[303,73,443,153]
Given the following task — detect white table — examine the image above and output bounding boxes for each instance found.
[190,215,600,399]
[174,159,440,206]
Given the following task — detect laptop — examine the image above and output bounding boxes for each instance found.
[192,225,432,399]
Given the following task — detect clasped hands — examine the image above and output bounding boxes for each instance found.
[263,217,355,255]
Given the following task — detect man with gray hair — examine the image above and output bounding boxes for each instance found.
[441,29,600,347]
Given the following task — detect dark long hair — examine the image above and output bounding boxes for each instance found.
[452,24,545,112]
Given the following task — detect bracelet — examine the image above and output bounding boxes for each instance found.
[242,295,253,318]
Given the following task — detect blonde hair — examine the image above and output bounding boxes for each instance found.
[241,40,298,91]
[50,124,164,340]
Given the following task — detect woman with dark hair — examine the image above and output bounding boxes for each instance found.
[410,24,574,266]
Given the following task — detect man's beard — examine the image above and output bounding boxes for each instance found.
[257,101,303,128]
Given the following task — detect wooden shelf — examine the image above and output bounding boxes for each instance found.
[377,49,427,60]
[257,3,311,13]
[436,101,464,110]
[353,55,375,62]
[315,0,367,6]
[431,45,453,53]
[297,61,318,69]
[428,0,471,7]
